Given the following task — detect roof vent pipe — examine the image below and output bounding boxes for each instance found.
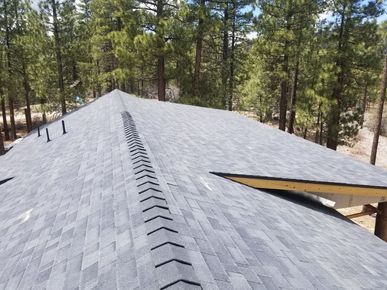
[37,126,41,137]
[62,120,67,135]
[46,128,51,142]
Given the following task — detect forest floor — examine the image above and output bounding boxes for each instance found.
[336,107,387,232]
[1,108,50,146]
[1,103,83,146]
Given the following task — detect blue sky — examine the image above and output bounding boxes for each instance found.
[378,13,387,23]
[247,2,387,23]
[32,0,387,23]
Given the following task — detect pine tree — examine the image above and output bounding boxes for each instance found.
[325,0,382,150]
[256,0,321,131]
[40,0,67,115]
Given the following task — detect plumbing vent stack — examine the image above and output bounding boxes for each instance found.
[46,128,51,142]
[62,120,67,135]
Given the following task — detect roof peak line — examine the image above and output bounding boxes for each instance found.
[121,111,202,289]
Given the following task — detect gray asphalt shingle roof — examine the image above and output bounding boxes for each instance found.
[1,89,387,290]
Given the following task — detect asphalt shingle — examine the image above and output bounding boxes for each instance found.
[1,89,387,289]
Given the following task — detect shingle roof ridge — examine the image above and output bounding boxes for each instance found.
[120,109,202,289]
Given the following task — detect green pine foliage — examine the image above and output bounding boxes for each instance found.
[0,0,385,148]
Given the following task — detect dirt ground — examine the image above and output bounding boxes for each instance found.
[0,105,66,146]
[336,109,387,233]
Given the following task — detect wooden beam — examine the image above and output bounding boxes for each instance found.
[213,173,387,197]
[346,204,378,219]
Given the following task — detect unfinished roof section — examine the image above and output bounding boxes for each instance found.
[1,90,387,290]
[213,173,387,208]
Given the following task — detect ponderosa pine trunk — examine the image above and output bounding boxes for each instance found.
[193,0,205,98]
[0,50,9,140]
[360,84,368,128]
[227,2,236,111]
[14,1,32,132]
[1,97,10,140]
[288,31,302,134]
[375,202,387,242]
[51,0,66,115]
[157,56,166,101]
[22,64,32,132]
[40,97,47,124]
[319,116,324,145]
[279,45,289,131]
[156,0,166,101]
[221,2,229,109]
[326,4,350,150]
[314,103,322,143]
[279,15,291,131]
[8,95,16,140]
[288,58,299,134]
[96,60,102,97]
[370,53,387,241]
[0,131,5,155]
[4,0,16,140]
[370,54,387,165]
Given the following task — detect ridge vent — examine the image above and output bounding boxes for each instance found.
[121,111,201,289]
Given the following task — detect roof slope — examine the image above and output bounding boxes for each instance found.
[0,89,387,290]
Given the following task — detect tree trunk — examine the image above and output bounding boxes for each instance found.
[221,2,229,109]
[156,0,166,101]
[326,103,341,150]
[96,60,102,97]
[370,53,387,241]
[375,202,387,242]
[319,116,324,145]
[51,0,66,115]
[1,98,10,140]
[14,0,32,132]
[157,56,166,101]
[4,0,16,140]
[23,64,32,132]
[0,0,10,141]
[8,95,16,140]
[303,127,308,139]
[40,97,47,124]
[0,132,5,156]
[288,30,302,134]
[227,2,236,111]
[193,0,206,98]
[288,59,299,134]
[370,54,387,165]
[72,61,78,82]
[279,45,289,131]
[360,84,368,128]
[326,5,349,150]
[315,103,322,143]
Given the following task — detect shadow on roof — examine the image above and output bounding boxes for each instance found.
[211,172,354,225]
[261,188,354,224]
[0,177,14,186]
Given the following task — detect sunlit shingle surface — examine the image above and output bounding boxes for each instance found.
[0,90,387,290]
